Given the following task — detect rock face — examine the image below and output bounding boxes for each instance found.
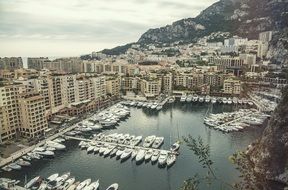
[247,86,288,189]
[138,0,288,44]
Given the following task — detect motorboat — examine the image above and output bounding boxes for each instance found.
[152,137,164,149]
[131,148,139,160]
[143,135,156,148]
[168,97,175,103]
[110,148,118,157]
[135,149,146,162]
[25,176,41,189]
[156,105,163,111]
[34,150,54,157]
[233,97,238,104]
[151,150,160,163]
[192,95,198,102]
[46,141,66,150]
[104,145,115,157]
[211,97,217,104]
[186,94,192,102]
[90,124,102,130]
[47,173,59,182]
[130,136,142,146]
[150,103,158,109]
[166,153,177,167]
[55,172,70,184]
[144,149,153,161]
[84,180,100,190]
[180,94,186,102]
[116,147,125,158]
[227,98,232,104]
[59,177,75,190]
[67,182,80,190]
[158,151,168,166]
[120,148,132,160]
[8,163,21,170]
[27,152,41,159]
[76,179,92,190]
[205,96,211,103]
[198,96,204,103]
[105,183,119,190]
[16,159,31,167]
[222,97,228,104]
[87,145,95,154]
[170,142,180,152]
[99,144,108,155]
[22,155,32,161]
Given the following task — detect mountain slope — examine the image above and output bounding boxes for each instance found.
[138,0,288,44]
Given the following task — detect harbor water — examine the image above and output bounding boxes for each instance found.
[0,102,264,190]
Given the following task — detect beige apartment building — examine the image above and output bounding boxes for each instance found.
[106,77,121,97]
[223,78,241,95]
[77,78,95,101]
[0,57,23,70]
[0,84,26,143]
[18,92,48,138]
[140,78,162,97]
[90,76,107,100]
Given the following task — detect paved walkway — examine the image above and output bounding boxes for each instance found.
[0,125,77,167]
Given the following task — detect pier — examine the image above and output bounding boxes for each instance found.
[0,125,78,168]
[64,135,177,155]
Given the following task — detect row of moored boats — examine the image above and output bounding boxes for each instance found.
[180,94,254,105]
[204,109,270,132]
[24,172,118,190]
[2,138,66,172]
[78,133,180,167]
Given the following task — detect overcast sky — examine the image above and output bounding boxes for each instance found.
[0,0,218,57]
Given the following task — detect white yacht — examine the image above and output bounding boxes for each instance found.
[152,137,164,149]
[166,153,177,167]
[211,97,217,104]
[186,95,192,102]
[180,94,187,102]
[46,141,66,150]
[168,97,175,103]
[143,135,156,148]
[16,159,31,167]
[76,179,91,190]
[103,145,115,157]
[227,98,232,104]
[135,149,146,162]
[131,148,139,160]
[192,95,198,102]
[158,151,168,166]
[84,180,100,190]
[47,173,59,182]
[120,148,132,160]
[170,142,180,152]
[144,149,153,161]
[151,150,160,163]
[198,96,204,103]
[205,96,211,103]
[8,163,21,170]
[105,183,119,190]
[232,97,238,104]
[130,136,142,146]
[222,97,228,104]
[116,147,125,158]
[59,177,75,190]
[25,176,41,189]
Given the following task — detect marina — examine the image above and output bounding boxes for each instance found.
[0,101,265,190]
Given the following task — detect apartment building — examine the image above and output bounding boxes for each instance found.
[76,78,95,101]
[259,31,273,43]
[162,74,173,94]
[106,77,121,97]
[0,84,26,143]
[0,57,23,70]
[28,57,83,73]
[121,77,139,92]
[18,92,48,138]
[28,57,50,70]
[140,78,162,97]
[90,76,106,100]
[223,78,241,95]
[204,73,223,87]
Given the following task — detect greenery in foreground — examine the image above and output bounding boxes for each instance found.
[181,135,259,190]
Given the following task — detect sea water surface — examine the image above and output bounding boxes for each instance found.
[1,102,264,190]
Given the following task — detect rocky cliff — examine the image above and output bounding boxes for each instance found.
[245,86,288,190]
[138,0,288,44]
